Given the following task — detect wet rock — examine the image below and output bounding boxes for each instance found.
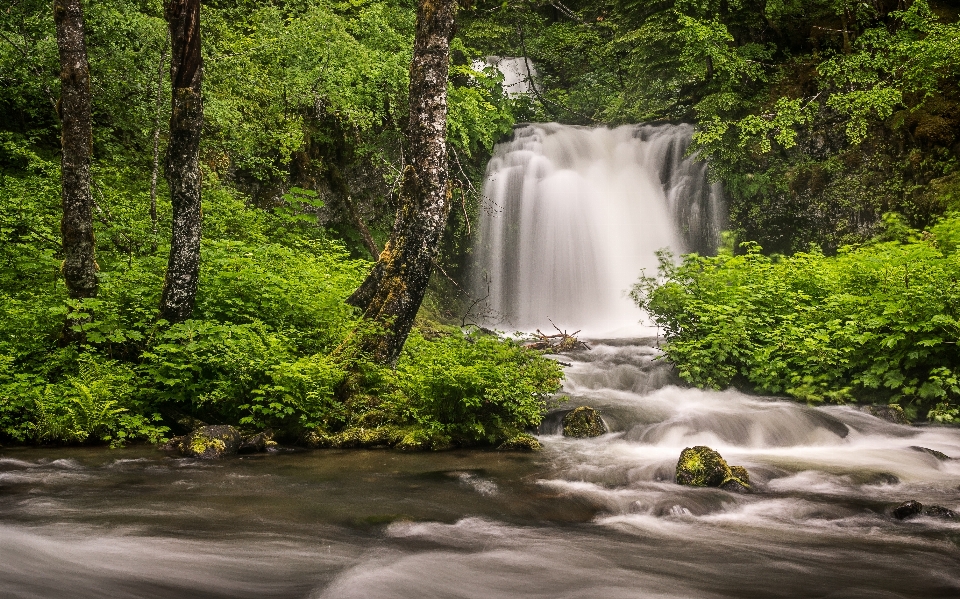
[238,430,277,454]
[304,426,453,451]
[893,500,924,520]
[924,505,958,520]
[910,446,951,460]
[675,446,750,491]
[561,406,607,438]
[860,404,909,425]
[675,446,729,487]
[159,435,185,452]
[721,465,752,493]
[179,425,242,459]
[498,434,541,451]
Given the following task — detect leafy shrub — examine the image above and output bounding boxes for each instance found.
[27,358,167,447]
[378,330,564,444]
[633,214,960,421]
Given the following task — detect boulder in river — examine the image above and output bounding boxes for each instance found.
[562,406,607,438]
[238,430,277,454]
[498,433,542,451]
[893,500,959,520]
[893,500,924,520]
[675,446,751,491]
[177,425,242,459]
[923,505,958,520]
[859,404,909,425]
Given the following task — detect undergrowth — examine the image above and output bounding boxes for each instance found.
[633,213,960,422]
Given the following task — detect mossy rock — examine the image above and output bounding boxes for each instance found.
[861,404,909,425]
[308,426,404,449]
[728,465,751,485]
[179,425,242,459]
[561,406,607,438]
[238,430,277,454]
[676,446,751,491]
[305,426,452,451]
[498,433,542,451]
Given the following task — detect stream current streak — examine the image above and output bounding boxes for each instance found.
[1,340,959,598]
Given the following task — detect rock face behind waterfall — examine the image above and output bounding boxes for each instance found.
[676,446,750,491]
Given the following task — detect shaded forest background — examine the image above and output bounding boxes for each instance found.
[1,0,958,445]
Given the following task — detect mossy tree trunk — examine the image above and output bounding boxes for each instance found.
[159,0,203,324]
[346,0,457,364]
[54,0,97,302]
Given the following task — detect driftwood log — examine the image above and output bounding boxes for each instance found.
[524,321,590,352]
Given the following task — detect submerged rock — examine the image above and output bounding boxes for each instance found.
[675,446,751,491]
[561,406,607,438]
[180,425,242,459]
[924,505,958,520]
[498,434,542,451]
[910,446,951,460]
[860,404,909,425]
[893,500,924,520]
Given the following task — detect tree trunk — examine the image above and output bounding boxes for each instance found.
[159,0,203,324]
[54,0,97,301]
[346,0,457,364]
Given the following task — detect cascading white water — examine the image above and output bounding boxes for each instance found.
[471,123,725,334]
[473,57,539,97]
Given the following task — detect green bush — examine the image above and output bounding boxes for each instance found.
[378,330,564,445]
[633,214,960,421]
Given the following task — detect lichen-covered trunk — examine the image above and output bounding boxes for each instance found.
[159,0,203,324]
[54,0,97,301]
[346,0,456,364]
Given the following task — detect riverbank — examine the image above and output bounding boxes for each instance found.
[3,338,959,599]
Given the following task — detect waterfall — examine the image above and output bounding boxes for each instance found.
[473,57,538,97]
[471,122,726,334]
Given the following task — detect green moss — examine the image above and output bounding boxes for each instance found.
[190,436,226,455]
[497,433,542,451]
[676,446,752,489]
[726,465,752,489]
[561,406,607,438]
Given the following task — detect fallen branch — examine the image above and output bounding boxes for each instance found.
[523,320,590,352]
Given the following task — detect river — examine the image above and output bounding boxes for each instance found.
[2,337,960,598]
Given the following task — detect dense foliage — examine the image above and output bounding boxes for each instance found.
[0,0,562,447]
[632,214,960,422]
[462,0,960,252]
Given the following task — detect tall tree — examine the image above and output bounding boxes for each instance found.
[159,0,203,323]
[346,0,457,363]
[54,0,97,301]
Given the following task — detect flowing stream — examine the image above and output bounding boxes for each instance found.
[3,124,960,598]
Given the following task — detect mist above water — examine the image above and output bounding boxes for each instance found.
[471,123,725,334]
